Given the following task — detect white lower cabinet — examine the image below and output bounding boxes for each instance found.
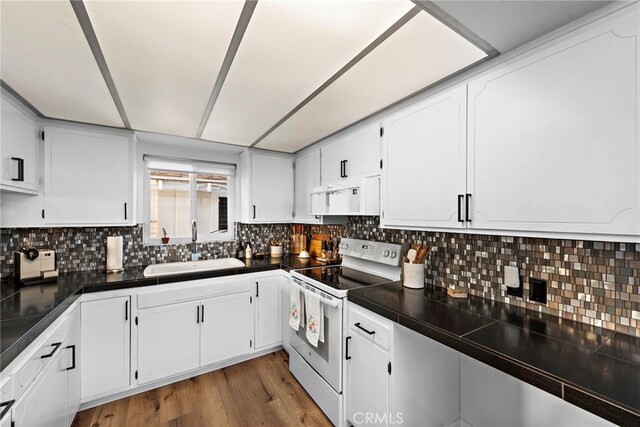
[254,276,281,350]
[345,304,392,427]
[136,276,273,386]
[459,355,612,427]
[345,304,460,427]
[137,301,200,385]
[346,331,390,427]
[81,296,131,400]
[201,292,253,365]
[391,324,460,427]
[13,344,67,427]
[11,304,80,427]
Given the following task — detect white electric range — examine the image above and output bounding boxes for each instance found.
[288,238,408,426]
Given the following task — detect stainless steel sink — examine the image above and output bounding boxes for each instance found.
[142,258,245,278]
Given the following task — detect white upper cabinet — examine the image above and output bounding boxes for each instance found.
[467,6,639,237]
[1,95,40,194]
[294,149,321,223]
[321,122,381,185]
[240,150,293,223]
[43,123,134,225]
[381,85,467,229]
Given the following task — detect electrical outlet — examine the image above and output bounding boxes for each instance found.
[529,278,547,304]
[507,275,524,298]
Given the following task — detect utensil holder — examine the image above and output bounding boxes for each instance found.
[403,262,425,289]
[290,235,307,254]
[270,245,283,258]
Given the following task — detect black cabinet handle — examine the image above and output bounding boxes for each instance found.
[458,195,464,223]
[0,400,15,421]
[256,281,259,298]
[340,160,344,178]
[354,322,375,335]
[343,159,348,178]
[41,342,62,359]
[66,345,76,370]
[345,336,352,360]
[125,300,128,321]
[124,202,127,220]
[253,205,256,219]
[201,304,205,323]
[465,194,472,222]
[197,305,200,324]
[11,157,24,182]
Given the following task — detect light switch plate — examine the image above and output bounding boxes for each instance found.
[504,266,520,289]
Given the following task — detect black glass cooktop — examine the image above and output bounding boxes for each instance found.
[293,266,391,291]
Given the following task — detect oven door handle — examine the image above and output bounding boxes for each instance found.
[290,278,342,308]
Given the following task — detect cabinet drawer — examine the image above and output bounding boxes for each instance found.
[12,320,67,401]
[348,304,392,350]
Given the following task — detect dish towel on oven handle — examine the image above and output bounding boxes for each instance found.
[289,284,304,331]
[305,291,324,346]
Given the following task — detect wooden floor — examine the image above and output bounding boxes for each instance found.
[72,350,332,427]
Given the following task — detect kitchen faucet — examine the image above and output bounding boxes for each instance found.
[191,220,201,261]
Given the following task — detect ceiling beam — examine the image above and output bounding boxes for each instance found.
[69,0,131,129]
[411,1,499,57]
[196,0,258,139]
[249,5,421,148]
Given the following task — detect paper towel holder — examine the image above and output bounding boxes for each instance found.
[106,235,124,274]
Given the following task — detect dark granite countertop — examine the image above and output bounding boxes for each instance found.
[1,254,321,370]
[348,283,640,426]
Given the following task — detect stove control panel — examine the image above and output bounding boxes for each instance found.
[339,238,409,267]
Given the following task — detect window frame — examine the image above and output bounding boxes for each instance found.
[143,156,236,245]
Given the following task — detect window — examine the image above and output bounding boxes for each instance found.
[144,156,235,244]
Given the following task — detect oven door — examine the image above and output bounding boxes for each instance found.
[289,278,343,393]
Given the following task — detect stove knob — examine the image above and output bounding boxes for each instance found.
[390,251,397,259]
[341,243,349,250]
[383,250,390,257]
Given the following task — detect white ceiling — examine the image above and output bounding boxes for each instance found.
[200,0,414,146]
[0,1,123,127]
[84,1,243,138]
[0,0,614,153]
[256,11,486,152]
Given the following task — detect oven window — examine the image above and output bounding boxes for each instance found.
[296,315,330,362]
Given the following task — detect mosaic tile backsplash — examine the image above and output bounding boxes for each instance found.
[1,217,639,336]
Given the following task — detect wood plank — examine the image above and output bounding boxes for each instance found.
[73,350,331,427]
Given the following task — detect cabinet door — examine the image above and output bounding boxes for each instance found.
[321,123,381,185]
[320,138,346,184]
[467,8,640,237]
[65,306,81,425]
[346,332,390,427]
[44,125,132,225]
[200,292,253,366]
[137,301,200,385]
[294,149,321,223]
[254,277,281,349]
[81,296,131,399]
[13,347,67,427]
[251,153,294,222]
[381,86,467,229]
[344,123,381,179]
[1,96,39,193]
